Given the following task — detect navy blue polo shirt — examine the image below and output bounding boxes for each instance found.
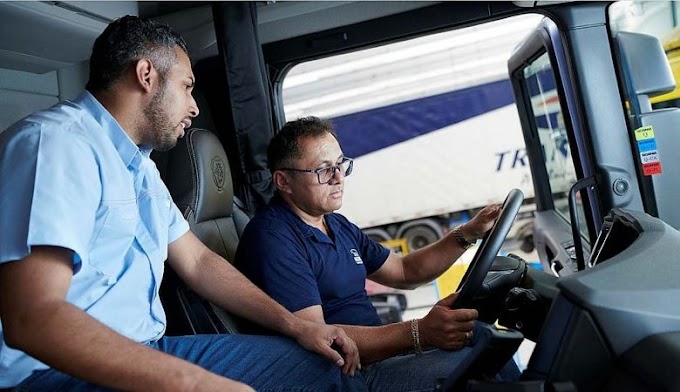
[235,195,390,326]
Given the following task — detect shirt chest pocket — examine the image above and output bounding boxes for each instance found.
[136,189,171,257]
[89,200,138,279]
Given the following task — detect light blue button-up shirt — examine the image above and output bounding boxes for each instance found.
[0,91,190,387]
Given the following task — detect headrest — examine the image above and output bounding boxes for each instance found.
[165,128,235,223]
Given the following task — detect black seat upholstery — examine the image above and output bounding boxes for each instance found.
[159,128,250,335]
[164,128,250,261]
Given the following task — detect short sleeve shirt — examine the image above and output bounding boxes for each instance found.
[0,91,189,387]
[235,195,390,326]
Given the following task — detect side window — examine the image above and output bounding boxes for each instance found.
[281,14,542,255]
[610,2,680,112]
[609,1,680,230]
[522,53,583,236]
[508,17,604,274]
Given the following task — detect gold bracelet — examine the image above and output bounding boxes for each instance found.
[410,319,423,355]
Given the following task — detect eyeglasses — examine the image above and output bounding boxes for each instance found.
[281,157,354,184]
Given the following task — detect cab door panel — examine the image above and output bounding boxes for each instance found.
[533,210,580,276]
[508,13,600,275]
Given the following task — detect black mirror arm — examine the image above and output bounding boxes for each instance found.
[568,176,597,271]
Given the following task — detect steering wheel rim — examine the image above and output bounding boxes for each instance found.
[452,188,524,309]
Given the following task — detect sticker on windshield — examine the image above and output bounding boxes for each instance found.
[634,125,663,176]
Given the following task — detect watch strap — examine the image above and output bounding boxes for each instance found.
[452,225,474,250]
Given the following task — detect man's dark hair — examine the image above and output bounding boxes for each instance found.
[86,15,188,93]
[268,116,338,171]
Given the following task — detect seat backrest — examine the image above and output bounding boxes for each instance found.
[158,128,251,335]
[164,128,250,260]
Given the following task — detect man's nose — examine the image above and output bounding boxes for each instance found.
[189,95,200,118]
[329,167,344,184]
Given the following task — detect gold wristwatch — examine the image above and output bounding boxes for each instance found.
[452,225,475,250]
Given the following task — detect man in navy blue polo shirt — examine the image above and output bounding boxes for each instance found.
[236,116,518,391]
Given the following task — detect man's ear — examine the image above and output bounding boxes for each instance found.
[134,59,157,94]
[273,170,292,194]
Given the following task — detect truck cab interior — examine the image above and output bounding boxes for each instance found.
[2,1,680,391]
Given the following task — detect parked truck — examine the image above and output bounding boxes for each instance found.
[334,92,536,251]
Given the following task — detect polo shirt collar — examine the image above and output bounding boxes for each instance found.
[75,91,148,170]
[270,193,334,244]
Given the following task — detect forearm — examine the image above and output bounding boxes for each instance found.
[401,230,467,286]
[337,322,413,364]
[7,300,215,392]
[185,248,301,336]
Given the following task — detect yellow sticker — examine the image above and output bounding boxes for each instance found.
[634,125,655,141]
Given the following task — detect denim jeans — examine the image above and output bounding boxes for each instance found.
[13,334,368,392]
[360,323,521,392]
[362,347,475,392]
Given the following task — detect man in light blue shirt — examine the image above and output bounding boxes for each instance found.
[0,16,363,392]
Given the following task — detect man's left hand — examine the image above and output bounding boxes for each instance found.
[461,203,502,242]
[293,320,361,376]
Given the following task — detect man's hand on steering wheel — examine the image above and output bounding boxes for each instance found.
[452,189,524,309]
[459,203,502,243]
[418,292,478,351]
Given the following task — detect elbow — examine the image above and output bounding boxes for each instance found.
[3,319,30,350]
[393,282,419,290]
[2,307,48,351]
[395,274,424,290]
[1,307,24,349]
[2,302,63,352]
[399,265,430,290]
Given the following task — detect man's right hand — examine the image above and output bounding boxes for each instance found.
[292,319,362,376]
[419,292,478,350]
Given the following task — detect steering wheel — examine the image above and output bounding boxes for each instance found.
[452,188,524,309]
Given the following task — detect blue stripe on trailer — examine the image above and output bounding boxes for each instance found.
[332,79,515,158]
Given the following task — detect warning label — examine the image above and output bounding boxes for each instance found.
[635,126,663,176]
[642,162,662,176]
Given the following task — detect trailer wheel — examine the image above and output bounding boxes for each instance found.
[402,225,440,251]
[364,228,392,243]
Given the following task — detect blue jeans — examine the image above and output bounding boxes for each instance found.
[13,334,367,392]
[362,347,475,392]
[361,323,520,392]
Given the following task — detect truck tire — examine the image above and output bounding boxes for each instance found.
[364,228,392,243]
[401,224,441,251]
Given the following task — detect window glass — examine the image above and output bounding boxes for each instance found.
[281,15,542,248]
[610,2,680,109]
[280,14,544,321]
[609,1,680,229]
[521,53,583,236]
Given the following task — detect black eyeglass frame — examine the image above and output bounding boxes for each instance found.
[280,157,354,184]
